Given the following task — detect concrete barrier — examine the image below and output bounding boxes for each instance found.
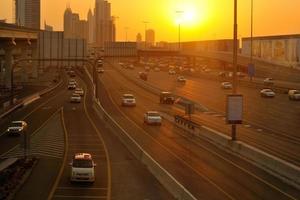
[160,111,300,190]
[0,78,63,120]
[92,95,197,200]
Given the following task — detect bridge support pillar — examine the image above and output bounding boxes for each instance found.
[4,46,13,88]
[30,42,38,79]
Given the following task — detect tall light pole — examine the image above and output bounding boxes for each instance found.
[176,11,184,51]
[250,0,254,81]
[142,21,149,49]
[124,27,129,42]
[231,0,238,141]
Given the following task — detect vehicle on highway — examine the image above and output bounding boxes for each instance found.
[122,94,136,106]
[263,78,274,86]
[6,121,27,136]
[288,90,300,100]
[139,72,148,81]
[144,111,162,125]
[69,70,76,77]
[68,79,77,85]
[70,93,81,103]
[68,83,76,90]
[177,76,186,83]
[97,59,103,67]
[145,66,150,72]
[218,72,226,78]
[160,91,175,104]
[70,153,96,183]
[237,72,246,78]
[97,68,104,73]
[128,64,134,69]
[260,88,275,98]
[221,82,233,89]
[154,67,160,72]
[74,88,84,96]
[168,69,176,75]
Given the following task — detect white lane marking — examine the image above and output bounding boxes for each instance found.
[53,195,106,199]
[57,187,107,190]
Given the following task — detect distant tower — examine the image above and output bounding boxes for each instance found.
[64,6,73,38]
[15,0,40,29]
[87,8,95,44]
[136,33,142,42]
[95,0,115,47]
[145,29,155,47]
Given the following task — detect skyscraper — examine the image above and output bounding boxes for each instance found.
[87,9,95,44]
[64,6,88,41]
[146,29,155,47]
[15,0,40,29]
[95,0,116,47]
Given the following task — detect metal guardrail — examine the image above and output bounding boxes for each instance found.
[174,115,201,131]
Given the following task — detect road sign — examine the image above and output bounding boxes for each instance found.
[226,94,243,124]
[248,63,255,77]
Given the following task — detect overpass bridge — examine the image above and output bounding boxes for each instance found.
[122,49,300,82]
[0,22,39,88]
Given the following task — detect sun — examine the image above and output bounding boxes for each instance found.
[174,1,205,27]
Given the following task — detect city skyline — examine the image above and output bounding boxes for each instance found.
[1,0,300,42]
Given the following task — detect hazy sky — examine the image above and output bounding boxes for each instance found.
[1,0,300,42]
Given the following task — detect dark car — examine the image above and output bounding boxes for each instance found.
[139,72,148,81]
[160,91,175,104]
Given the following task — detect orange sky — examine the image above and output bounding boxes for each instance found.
[1,0,300,42]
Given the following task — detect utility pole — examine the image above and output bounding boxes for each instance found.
[250,0,254,81]
[142,21,149,49]
[176,11,184,51]
[232,0,238,141]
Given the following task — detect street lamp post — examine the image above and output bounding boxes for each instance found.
[231,0,238,141]
[250,0,254,81]
[124,27,129,42]
[176,11,184,51]
[142,21,149,49]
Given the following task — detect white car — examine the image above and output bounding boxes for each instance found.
[221,82,233,89]
[122,94,136,106]
[68,84,76,90]
[144,111,162,125]
[74,88,84,96]
[177,76,186,83]
[154,67,160,72]
[70,153,96,183]
[7,121,27,136]
[70,93,81,103]
[288,90,300,100]
[260,89,275,98]
[168,70,176,75]
[68,79,77,85]
[97,68,104,73]
[263,78,274,86]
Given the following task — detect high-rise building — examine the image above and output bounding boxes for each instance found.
[15,0,40,29]
[64,6,88,41]
[95,0,116,47]
[87,9,95,44]
[64,7,73,38]
[44,21,53,31]
[145,29,155,47]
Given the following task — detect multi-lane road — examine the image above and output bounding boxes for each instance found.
[0,70,173,200]
[94,60,300,199]
[0,59,299,199]
[111,60,300,166]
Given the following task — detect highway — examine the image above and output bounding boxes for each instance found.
[0,69,173,200]
[111,60,300,167]
[96,61,300,200]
